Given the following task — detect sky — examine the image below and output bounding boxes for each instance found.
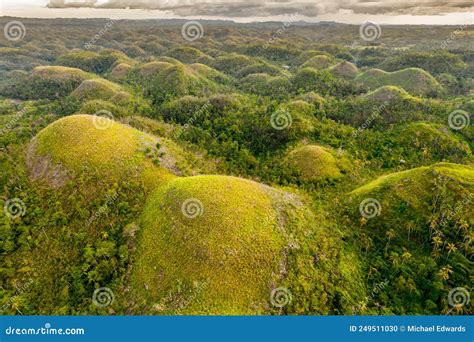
[0,0,473,25]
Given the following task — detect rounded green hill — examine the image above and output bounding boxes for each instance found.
[301,55,334,70]
[27,114,178,189]
[131,175,288,314]
[390,122,472,164]
[362,85,417,102]
[355,67,442,97]
[329,61,359,79]
[348,163,473,314]
[137,61,219,103]
[21,66,96,99]
[166,46,206,64]
[350,163,474,224]
[109,63,132,81]
[57,49,130,74]
[286,145,349,182]
[70,78,123,102]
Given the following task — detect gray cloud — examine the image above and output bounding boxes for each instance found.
[46,0,474,17]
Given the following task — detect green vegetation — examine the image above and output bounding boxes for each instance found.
[0,18,472,316]
[362,86,417,103]
[28,114,177,189]
[131,176,287,314]
[285,145,349,182]
[57,50,129,74]
[346,163,473,314]
[70,79,123,102]
[356,68,442,97]
[1,66,96,100]
[329,61,359,79]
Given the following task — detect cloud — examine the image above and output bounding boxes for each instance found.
[46,0,474,17]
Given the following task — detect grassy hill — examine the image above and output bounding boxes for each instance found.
[27,114,179,191]
[131,176,288,314]
[0,19,472,317]
[347,163,473,314]
[285,145,350,182]
[355,68,442,97]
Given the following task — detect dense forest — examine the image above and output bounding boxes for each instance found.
[0,17,472,315]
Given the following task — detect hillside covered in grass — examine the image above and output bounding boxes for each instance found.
[0,18,472,316]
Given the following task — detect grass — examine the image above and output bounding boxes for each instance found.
[301,55,334,69]
[363,85,418,102]
[349,163,474,220]
[351,162,474,196]
[109,63,132,81]
[286,145,349,182]
[23,66,97,99]
[355,67,442,96]
[139,62,175,78]
[392,122,472,163]
[29,114,176,189]
[137,61,220,103]
[131,175,287,314]
[70,78,123,101]
[329,61,359,79]
[32,65,95,81]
